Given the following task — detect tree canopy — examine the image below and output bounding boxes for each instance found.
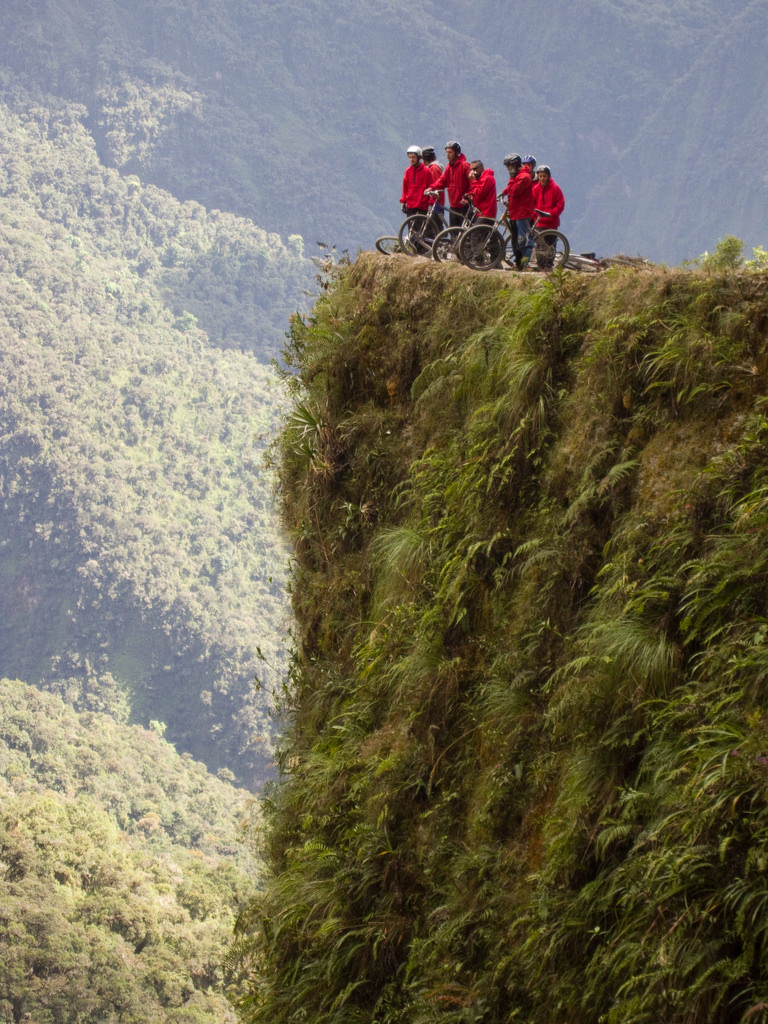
[1,678,259,1024]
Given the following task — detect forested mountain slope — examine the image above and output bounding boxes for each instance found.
[0,97,309,785]
[0,678,257,1024]
[1,0,763,262]
[0,85,306,1019]
[235,255,768,1024]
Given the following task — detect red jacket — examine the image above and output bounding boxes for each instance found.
[400,162,432,208]
[502,169,534,220]
[425,161,444,206]
[468,168,497,219]
[430,153,471,209]
[532,177,565,230]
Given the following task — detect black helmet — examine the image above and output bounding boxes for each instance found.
[537,164,551,175]
[421,146,436,161]
[445,140,461,154]
[503,153,521,167]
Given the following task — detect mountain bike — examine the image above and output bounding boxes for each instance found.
[398,205,447,257]
[458,202,570,272]
[430,196,479,263]
[529,211,570,271]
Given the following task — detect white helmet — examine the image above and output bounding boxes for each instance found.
[406,145,422,157]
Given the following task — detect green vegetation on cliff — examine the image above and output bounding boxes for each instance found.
[235,255,768,1023]
[0,678,258,1024]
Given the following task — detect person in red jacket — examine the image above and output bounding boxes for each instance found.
[467,160,497,222]
[532,165,565,269]
[423,143,448,223]
[532,165,565,229]
[422,146,443,176]
[501,154,535,269]
[400,145,432,217]
[421,145,444,206]
[427,140,472,227]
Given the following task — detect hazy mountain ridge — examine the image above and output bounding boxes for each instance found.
[576,0,768,259]
[0,87,310,356]
[2,0,762,260]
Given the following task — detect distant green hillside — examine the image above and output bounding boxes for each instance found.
[236,255,768,1024]
[0,678,258,1024]
[0,97,310,785]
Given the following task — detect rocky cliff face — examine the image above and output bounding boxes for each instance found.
[235,254,768,1024]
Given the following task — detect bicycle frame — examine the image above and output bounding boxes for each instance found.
[494,201,571,269]
[430,197,479,262]
[398,205,447,256]
[529,208,569,270]
[458,198,570,272]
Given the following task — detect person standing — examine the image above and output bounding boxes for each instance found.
[427,141,472,227]
[400,145,432,217]
[421,146,443,175]
[467,160,497,222]
[532,165,565,229]
[501,153,535,269]
[532,165,565,269]
[421,146,445,219]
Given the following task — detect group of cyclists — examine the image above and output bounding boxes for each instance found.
[399,140,565,270]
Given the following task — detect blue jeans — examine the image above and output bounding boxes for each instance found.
[513,218,533,260]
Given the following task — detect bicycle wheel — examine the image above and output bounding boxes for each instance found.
[531,230,570,271]
[375,235,400,255]
[432,226,465,263]
[459,224,505,271]
[398,213,438,257]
